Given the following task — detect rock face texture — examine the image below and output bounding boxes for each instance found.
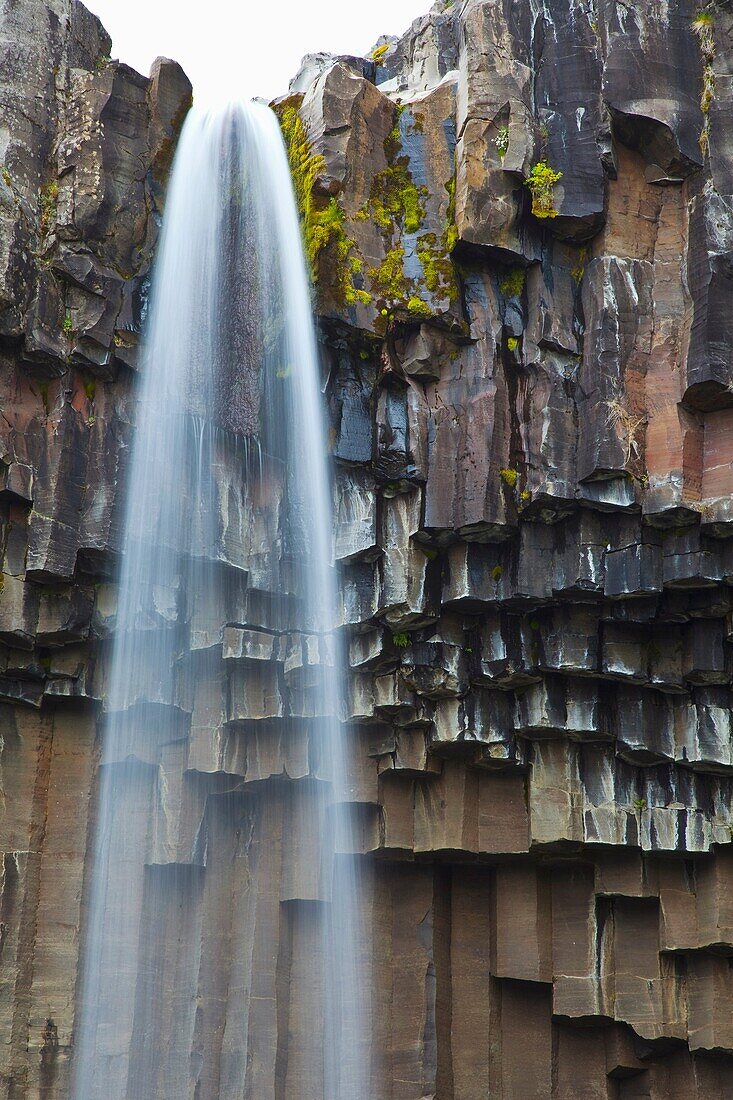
[5,0,733,1096]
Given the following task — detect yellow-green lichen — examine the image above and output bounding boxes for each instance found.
[571,247,587,285]
[526,161,563,219]
[277,100,371,308]
[383,104,405,161]
[39,180,59,234]
[358,161,427,236]
[506,336,519,352]
[407,296,432,318]
[500,467,518,487]
[369,245,409,303]
[491,565,503,582]
[416,232,458,303]
[371,43,390,64]
[499,268,525,297]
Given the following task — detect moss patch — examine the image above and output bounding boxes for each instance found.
[499,268,525,297]
[407,296,433,318]
[358,160,427,236]
[276,99,371,308]
[39,180,59,235]
[369,245,409,303]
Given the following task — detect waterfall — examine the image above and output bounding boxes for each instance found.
[72,101,371,1099]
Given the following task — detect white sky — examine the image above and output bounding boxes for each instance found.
[82,0,431,104]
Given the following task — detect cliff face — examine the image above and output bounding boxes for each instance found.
[4,0,733,1096]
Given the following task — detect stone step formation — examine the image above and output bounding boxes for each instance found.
[3,0,733,1096]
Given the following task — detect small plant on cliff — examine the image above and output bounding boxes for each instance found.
[570,247,588,284]
[62,309,73,336]
[494,125,510,159]
[392,632,411,648]
[371,43,390,64]
[606,398,647,467]
[692,10,716,152]
[525,161,563,219]
[633,797,647,812]
[1,166,11,188]
[444,176,458,253]
[39,180,59,234]
[499,467,519,488]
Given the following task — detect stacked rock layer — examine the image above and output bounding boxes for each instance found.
[4,0,733,1096]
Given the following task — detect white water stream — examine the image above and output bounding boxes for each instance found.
[72,101,370,1099]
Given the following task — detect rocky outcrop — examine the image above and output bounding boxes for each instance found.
[283,0,733,1094]
[4,0,733,1096]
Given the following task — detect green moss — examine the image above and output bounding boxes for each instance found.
[407,296,432,318]
[277,100,371,308]
[359,104,427,241]
[416,232,457,303]
[359,161,426,236]
[392,632,410,648]
[369,245,409,302]
[383,104,405,161]
[499,268,525,297]
[83,376,96,402]
[39,180,59,234]
[491,565,503,582]
[499,467,518,487]
[526,161,563,219]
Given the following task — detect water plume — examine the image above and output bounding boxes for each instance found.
[72,100,371,1100]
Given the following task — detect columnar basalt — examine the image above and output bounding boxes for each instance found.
[4,0,733,1096]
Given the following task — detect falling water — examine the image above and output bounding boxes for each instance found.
[72,101,370,1098]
